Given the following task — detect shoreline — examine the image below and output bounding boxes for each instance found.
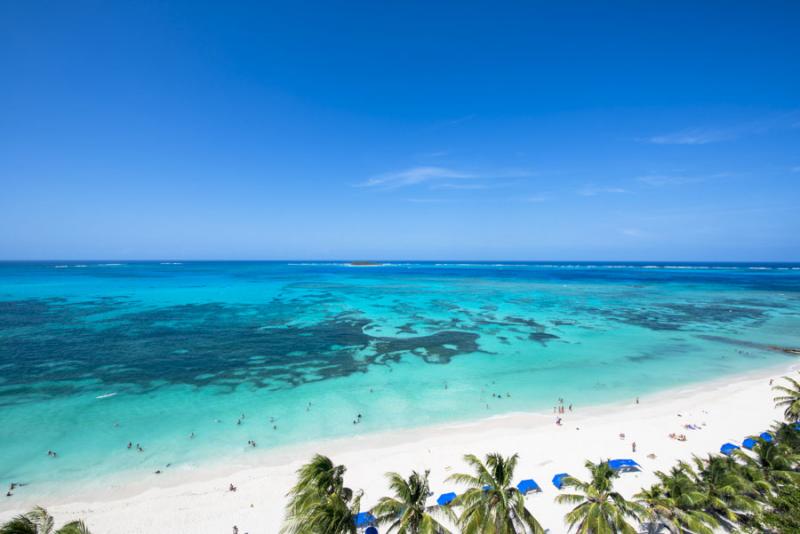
[1,358,798,533]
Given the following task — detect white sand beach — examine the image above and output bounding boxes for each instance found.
[2,362,797,534]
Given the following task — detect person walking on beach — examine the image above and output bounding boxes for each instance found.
[632,441,637,453]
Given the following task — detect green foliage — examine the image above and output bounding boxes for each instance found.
[555,460,642,534]
[763,483,800,533]
[772,421,800,452]
[773,373,800,423]
[635,464,718,534]
[281,454,361,534]
[0,507,91,534]
[54,522,91,534]
[371,470,452,534]
[447,453,544,534]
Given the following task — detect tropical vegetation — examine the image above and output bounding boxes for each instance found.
[447,453,544,534]
[280,453,362,534]
[277,372,800,533]
[0,506,91,534]
[372,470,452,534]
[556,460,640,533]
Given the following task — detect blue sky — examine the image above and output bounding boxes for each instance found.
[1,1,799,261]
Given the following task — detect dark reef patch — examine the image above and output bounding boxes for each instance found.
[583,302,770,331]
[0,297,484,401]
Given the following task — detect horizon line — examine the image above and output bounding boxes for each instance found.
[2,259,800,264]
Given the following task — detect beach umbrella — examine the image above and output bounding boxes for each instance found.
[516,479,541,495]
[365,528,379,534]
[720,443,740,455]
[742,438,757,450]
[608,459,641,472]
[552,473,570,489]
[760,432,774,442]
[436,492,457,506]
[354,512,376,528]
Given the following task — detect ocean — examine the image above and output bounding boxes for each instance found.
[1,261,799,501]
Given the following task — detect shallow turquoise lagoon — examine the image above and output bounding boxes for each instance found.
[1,261,799,497]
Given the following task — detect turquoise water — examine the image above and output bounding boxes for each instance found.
[1,261,799,500]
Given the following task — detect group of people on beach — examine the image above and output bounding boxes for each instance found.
[554,397,573,425]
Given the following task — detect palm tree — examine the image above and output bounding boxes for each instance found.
[447,452,544,533]
[736,439,800,488]
[635,465,717,534]
[773,373,800,423]
[0,506,91,534]
[281,454,362,534]
[371,470,453,533]
[688,455,761,530]
[555,460,642,534]
[635,484,675,534]
[772,421,800,452]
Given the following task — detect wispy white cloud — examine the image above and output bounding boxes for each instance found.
[646,112,800,146]
[419,150,450,158]
[358,166,534,190]
[620,228,647,237]
[442,114,476,126]
[358,166,476,189]
[431,182,492,190]
[577,186,628,197]
[647,129,734,145]
[524,194,550,203]
[637,171,731,186]
[405,197,451,204]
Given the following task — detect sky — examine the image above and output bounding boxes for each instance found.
[1,1,799,261]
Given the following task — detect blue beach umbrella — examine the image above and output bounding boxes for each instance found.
[760,432,773,442]
[365,528,379,534]
[516,479,541,495]
[608,459,641,472]
[437,492,457,506]
[552,473,570,489]
[720,443,739,455]
[742,438,757,449]
[354,512,376,528]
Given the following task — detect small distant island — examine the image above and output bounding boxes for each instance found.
[348,260,383,266]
